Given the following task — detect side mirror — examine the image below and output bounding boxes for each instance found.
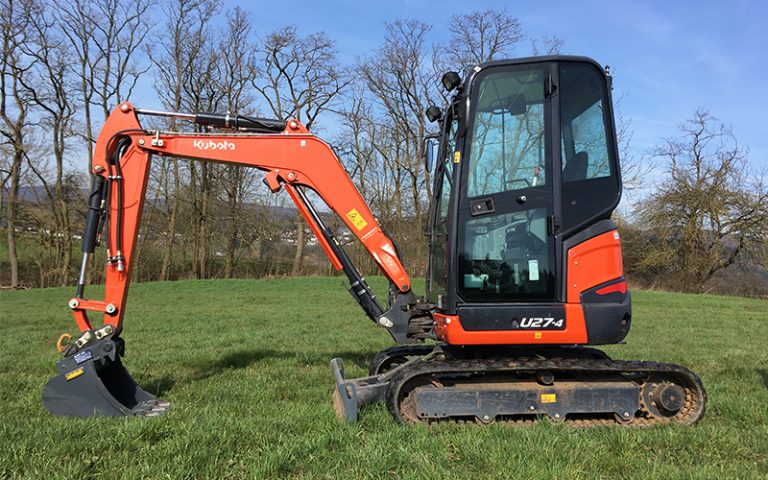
[423,135,440,172]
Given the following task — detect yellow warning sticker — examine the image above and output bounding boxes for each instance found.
[346,208,368,231]
[541,393,557,404]
[453,151,461,163]
[65,367,84,381]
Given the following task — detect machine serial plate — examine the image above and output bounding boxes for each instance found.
[74,349,94,364]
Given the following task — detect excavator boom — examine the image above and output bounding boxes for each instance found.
[43,102,421,417]
[73,102,411,334]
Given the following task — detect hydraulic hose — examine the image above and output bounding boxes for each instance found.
[110,138,131,272]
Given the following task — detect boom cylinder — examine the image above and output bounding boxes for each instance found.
[193,112,286,132]
[76,176,107,297]
[292,186,384,322]
[134,107,286,133]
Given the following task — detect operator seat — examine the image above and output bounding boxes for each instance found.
[563,151,588,182]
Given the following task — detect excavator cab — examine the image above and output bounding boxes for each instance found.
[426,56,629,345]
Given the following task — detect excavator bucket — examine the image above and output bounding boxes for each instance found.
[42,333,169,417]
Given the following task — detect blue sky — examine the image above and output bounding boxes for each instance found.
[217,0,767,169]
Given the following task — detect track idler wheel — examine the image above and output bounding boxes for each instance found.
[640,376,690,421]
[395,376,444,424]
[42,328,169,417]
[646,382,686,416]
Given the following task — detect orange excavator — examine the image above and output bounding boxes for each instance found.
[43,56,706,425]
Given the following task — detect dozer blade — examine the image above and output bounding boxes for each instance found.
[331,357,391,422]
[42,334,169,417]
[330,352,434,422]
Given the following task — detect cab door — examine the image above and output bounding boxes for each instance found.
[452,62,565,331]
[457,63,557,303]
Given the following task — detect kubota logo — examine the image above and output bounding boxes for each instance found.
[193,139,235,151]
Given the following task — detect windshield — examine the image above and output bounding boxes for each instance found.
[467,68,546,198]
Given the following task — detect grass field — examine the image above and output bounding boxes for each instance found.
[0,277,766,479]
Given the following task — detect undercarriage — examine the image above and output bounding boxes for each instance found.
[333,345,706,426]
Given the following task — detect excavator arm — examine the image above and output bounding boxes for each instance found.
[43,101,430,418]
[71,102,417,340]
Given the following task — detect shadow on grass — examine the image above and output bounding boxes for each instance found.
[142,373,177,398]
[142,349,376,396]
[757,369,768,389]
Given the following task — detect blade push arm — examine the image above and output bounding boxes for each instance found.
[71,102,414,339]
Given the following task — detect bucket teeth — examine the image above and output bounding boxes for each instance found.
[132,399,172,417]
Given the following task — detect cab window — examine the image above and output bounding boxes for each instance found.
[559,63,619,232]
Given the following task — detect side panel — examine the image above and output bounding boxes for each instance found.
[457,305,566,331]
[581,279,632,344]
[566,230,624,303]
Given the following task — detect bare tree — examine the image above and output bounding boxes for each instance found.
[351,19,442,274]
[530,35,565,56]
[20,4,78,286]
[150,0,220,280]
[89,0,153,120]
[444,9,523,69]
[251,25,348,276]
[0,0,36,288]
[218,7,256,278]
[58,0,152,169]
[635,109,768,291]
[57,0,96,166]
[183,39,225,279]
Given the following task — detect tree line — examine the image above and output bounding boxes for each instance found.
[620,109,767,296]
[1,0,765,296]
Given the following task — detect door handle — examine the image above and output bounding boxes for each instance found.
[469,197,495,217]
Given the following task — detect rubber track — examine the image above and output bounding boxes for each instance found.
[386,357,707,426]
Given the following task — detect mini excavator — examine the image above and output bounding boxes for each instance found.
[43,56,706,425]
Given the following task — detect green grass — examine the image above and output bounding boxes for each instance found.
[0,277,766,479]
